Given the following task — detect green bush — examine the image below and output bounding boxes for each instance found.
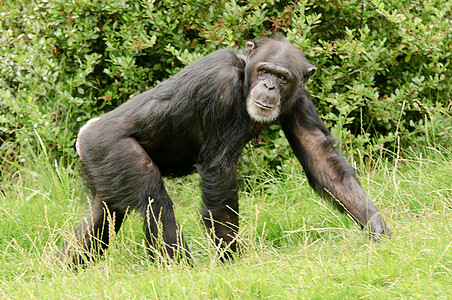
[1,0,450,172]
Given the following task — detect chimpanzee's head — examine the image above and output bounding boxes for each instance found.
[244,38,317,123]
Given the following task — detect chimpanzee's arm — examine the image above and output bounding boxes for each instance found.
[280,90,389,240]
[197,142,245,259]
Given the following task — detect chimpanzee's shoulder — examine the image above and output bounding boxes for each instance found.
[197,49,245,69]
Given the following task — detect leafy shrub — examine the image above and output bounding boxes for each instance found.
[1,0,450,174]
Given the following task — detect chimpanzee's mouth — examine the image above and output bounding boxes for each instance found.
[254,101,274,110]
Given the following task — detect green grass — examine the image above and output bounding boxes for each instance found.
[0,148,451,299]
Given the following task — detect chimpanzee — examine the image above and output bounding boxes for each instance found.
[63,37,389,265]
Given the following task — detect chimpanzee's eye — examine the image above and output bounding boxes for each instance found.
[279,75,286,81]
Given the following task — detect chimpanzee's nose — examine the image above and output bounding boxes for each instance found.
[265,83,275,90]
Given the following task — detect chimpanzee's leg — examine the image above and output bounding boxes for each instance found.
[61,198,126,265]
[68,134,189,264]
[143,191,191,261]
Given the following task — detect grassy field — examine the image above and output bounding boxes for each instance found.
[0,147,450,299]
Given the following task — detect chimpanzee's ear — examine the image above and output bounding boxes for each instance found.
[245,42,255,55]
[300,65,317,86]
[245,41,256,63]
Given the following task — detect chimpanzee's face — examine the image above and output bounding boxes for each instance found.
[246,61,293,122]
[245,40,316,123]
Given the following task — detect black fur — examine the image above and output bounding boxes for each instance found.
[62,38,389,265]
